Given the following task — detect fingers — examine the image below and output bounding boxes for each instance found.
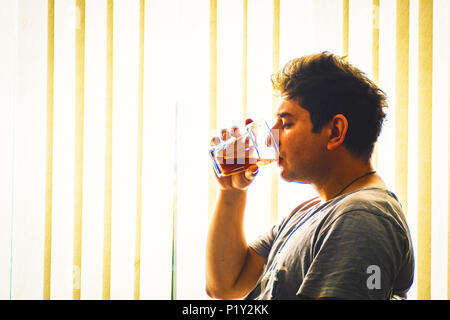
[210,121,252,174]
[212,119,250,144]
[210,136,221,146]
[221,128,231,141]
[230,126,242,138]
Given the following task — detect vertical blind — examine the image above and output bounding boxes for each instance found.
[0,0,448,300]
[102,0,113,300]
[395,0,409,217]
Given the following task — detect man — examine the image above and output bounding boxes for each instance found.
[206,52,414,300]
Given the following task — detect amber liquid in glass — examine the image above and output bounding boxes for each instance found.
[217,156,276,176]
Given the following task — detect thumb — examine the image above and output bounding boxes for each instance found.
[244,164,259,181]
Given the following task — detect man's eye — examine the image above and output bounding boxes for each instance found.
[282,123,292,129]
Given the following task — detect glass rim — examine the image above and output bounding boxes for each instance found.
[209,118,279,154]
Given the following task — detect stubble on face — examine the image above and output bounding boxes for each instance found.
[274,97,329,184]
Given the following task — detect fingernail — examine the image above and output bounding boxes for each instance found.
[245,118,254,125]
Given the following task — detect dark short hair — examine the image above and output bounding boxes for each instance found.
[271,52,387,160]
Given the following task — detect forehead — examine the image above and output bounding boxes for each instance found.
[275,96,308,119]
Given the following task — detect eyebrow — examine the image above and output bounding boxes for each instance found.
[276,112,294,118]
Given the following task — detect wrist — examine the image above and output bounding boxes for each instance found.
[219,188,248,195]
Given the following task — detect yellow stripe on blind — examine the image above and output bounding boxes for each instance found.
[342,0,349,58]
[208,0,217,222]
[372,0,380,85]
[395,0,409,216]
[103,0,113,301]
[371,0,380,169]
[417,0,433,301]
[73,0,85,301]
[134,0,145,300]
[43,0,55,301]
[271,0,280,226]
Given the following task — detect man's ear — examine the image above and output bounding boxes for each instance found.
[326,114,348,151]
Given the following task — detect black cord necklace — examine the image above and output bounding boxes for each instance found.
[332,170,377,199]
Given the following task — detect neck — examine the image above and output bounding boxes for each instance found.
[313,156,380,202]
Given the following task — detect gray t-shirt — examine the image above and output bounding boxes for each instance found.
[245,187,414,300]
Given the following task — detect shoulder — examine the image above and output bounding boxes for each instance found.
[321,187,410,237]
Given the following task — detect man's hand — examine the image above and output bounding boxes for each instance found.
[210,119,259,191]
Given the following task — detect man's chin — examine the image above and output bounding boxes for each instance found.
[280,168,308,184]
[279,168,294,182]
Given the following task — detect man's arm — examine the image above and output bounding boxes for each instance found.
[206,189,266,299]
[206,122,266,299]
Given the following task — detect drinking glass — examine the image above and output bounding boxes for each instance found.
[209,119,279,177]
